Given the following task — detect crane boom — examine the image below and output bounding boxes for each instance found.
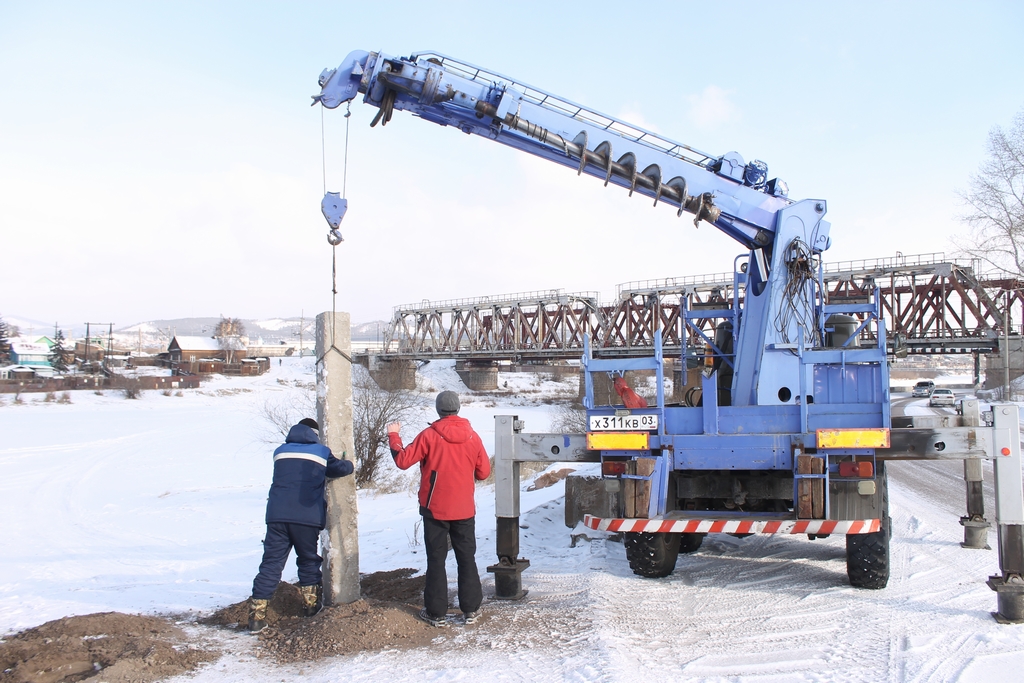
[314,50,829,253]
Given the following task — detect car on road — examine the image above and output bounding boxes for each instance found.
[929,388,956,407]
[913,380,936,398]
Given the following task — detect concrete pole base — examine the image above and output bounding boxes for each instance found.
[486,558,531,600]
[988,576,1024,623]
[960,517,992,550]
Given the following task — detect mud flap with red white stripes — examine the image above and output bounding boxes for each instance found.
[583,514,881,535]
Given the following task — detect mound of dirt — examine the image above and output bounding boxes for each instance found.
[259,598,435,663]
[203,568,435,662]
[0,568,477,678]
[359,567,424,602]
[200,581,307,629]
[0,612,216,683]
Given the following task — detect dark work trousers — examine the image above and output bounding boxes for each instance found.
[422,514,482,618]
[252,522,322,599]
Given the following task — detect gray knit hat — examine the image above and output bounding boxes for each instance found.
[435,391,460,417]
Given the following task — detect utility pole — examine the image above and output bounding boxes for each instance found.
[315,310,359,604]
[83,322,115,372]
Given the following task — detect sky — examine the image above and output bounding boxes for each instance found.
[1,1,1022,330]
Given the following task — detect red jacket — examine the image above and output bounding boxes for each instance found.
[389,416,491,521]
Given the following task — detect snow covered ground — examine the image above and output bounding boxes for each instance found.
[2,358,1024,681]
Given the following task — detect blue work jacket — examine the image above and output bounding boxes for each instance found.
[265,424,353,529]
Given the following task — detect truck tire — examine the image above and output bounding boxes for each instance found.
[845,464,890,589]
[624,532,680,578]
[679,533,705,554]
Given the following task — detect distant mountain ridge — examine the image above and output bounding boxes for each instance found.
[5,315,388,350]
[117,317,388,347]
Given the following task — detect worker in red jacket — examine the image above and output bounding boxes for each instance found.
[387,391,491,626]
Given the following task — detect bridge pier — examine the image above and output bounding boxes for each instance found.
[367,356,417,390]
[456,360,498,390]
[984,335,1024,397]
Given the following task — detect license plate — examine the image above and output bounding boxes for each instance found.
[588,414,659,431]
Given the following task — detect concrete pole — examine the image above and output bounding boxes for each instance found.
[315,311,360,604]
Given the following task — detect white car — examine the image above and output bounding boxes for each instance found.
[929,388,955,407]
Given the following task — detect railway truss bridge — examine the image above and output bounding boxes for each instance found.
[359,253,1024,387]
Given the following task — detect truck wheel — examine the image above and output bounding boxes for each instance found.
[845,464,890,589]
[679,533,705,554]
[624,532,680,578]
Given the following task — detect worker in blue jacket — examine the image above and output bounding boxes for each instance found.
[248,418,353,632]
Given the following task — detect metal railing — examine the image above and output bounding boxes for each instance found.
[393,289,599,313]
[410,51,719,169]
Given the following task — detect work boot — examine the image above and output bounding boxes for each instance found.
[248,598,269,633]
[299,584,323,617]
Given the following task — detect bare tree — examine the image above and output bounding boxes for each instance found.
[215,316,246,337]
[953,108,1024,275]
[254,365,422,488]
[215,316,247,363]
[256,382,317,444]
[352,364,424,488]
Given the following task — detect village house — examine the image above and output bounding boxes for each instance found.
[168,336,226,363]
[9,341,52,366]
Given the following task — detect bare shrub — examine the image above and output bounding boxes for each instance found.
[408,519,422,548]
[44,392,56,402]
[353,364,425,488]
[57,392,72,404]
[256,388,316,444]
[550,399,588,434]
[174,390,183,397]
[162,389,172,396]
[114,376,143,399]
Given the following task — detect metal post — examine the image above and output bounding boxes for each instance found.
[1004,308,1011,401]
[988,404,1024,623]
[488,415,530,599]
[316,311,360,604]
[959,399,990,549]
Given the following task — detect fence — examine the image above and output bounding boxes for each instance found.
[0,375,202,394]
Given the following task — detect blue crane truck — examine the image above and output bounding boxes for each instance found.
[315,50,1024,621]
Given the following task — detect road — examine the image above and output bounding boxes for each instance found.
[887,393,997,522]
